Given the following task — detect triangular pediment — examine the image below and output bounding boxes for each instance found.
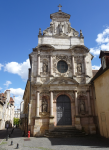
[48,77,79,85]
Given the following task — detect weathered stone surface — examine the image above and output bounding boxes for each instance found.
[24,8,96,137]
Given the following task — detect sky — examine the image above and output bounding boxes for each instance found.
[0,0,109,109]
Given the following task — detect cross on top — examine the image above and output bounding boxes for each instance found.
[58,4,62,11]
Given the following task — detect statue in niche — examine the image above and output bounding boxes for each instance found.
[42,99,48,112]
[43,62,48,72]
[58,23,63,35]
[77,63,82,74]
[79,101,85,115]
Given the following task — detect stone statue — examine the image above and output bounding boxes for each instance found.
[58,23,63,35]
[77,63,82,74]
[42,99,48,112]
[39,28,42,36]
[80,30,83,38]
[79,101,85,115]
[43,63,48,72]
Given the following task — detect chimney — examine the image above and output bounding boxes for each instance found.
[6,90,10,102]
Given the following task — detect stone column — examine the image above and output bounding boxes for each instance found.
[74,90,78,116]
[36,91,40,117]
[72,55,75,76]
[50,91,53,117]
[87,90,91,115]
[37,52,40,76]
[83,55,87,75]
[50,55,53,76]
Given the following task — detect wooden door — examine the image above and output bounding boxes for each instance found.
[57,95,72,125]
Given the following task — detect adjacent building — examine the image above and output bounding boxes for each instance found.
[0,90,14,129]
[91,50,109,138]
[14,109,20,118]
[22,7,97,136]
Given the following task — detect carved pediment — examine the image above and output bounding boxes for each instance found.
[50,11,71,19]
[48,77,79,85]
[38,44,55,51]
[70,45,89,54]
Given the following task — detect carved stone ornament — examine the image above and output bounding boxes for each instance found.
[77,63,82,75]
[53,91,74,100]
[41,78,48,83]
[77,91,87,99]
[40,92,50,99]
[58,79,68,84]
[39,112,50,117]
[53,91,61,100]
[40,55,50,59]
[74,56,83,63]
[76,77,85,84]
[41,59,49,77]
[74,48,86,54]
[42,99,48,112]
[67,92,75,99]
[31,87,36,96]
[42,19,79,37]
[53,55,72,77]
[78,100,86,115]
[43,62,48,73]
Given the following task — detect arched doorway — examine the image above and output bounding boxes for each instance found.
[57,95,72,125]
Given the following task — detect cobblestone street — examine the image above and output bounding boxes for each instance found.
[0,128,109,150]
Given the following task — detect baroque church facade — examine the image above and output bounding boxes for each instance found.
[24,7,96,136]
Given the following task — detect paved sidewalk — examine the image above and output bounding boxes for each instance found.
[0,128,109,150]
[0,128,13,144]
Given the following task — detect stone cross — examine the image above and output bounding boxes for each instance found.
[58,4,62,11]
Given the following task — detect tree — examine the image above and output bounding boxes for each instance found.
[13,118,20,126]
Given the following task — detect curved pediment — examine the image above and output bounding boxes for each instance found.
[70,45,89,54]
[37,44,55,50]
[48,77,79,85]
[50,11,70,19]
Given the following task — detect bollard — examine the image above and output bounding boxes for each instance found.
[11,141,13,145]
[16,143,19,149]
[28,131,30,138]
[6,135,8,141]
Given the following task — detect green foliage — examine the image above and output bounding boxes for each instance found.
[13,117,20,125]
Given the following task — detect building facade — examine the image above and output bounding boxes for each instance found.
[14,109,20,118]
[91,51,109,138]
[0,90,14,129]
[24,7,97,136]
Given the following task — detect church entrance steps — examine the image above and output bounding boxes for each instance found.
[44,127,87,138]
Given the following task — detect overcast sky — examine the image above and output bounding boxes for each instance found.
[0,0,109,109]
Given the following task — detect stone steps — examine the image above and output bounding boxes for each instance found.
[44,127,87,138]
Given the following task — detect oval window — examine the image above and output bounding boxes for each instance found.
[57,60,68,73]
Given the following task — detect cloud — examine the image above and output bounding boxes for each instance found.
[4,81,12,88]
[14,95,23,107]
[9,88,24,96]
[9,88,24,109]
[0,63,3,70]
[0,87,2,91]
[4,59,30,81]
[90,27,109,56]
[92,65,101,70]
[96,28,109,44]
[90,48,100,55]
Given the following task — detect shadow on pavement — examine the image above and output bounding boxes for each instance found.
[46,135,109,148]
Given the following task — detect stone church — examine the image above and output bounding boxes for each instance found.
[23,6,96,136]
